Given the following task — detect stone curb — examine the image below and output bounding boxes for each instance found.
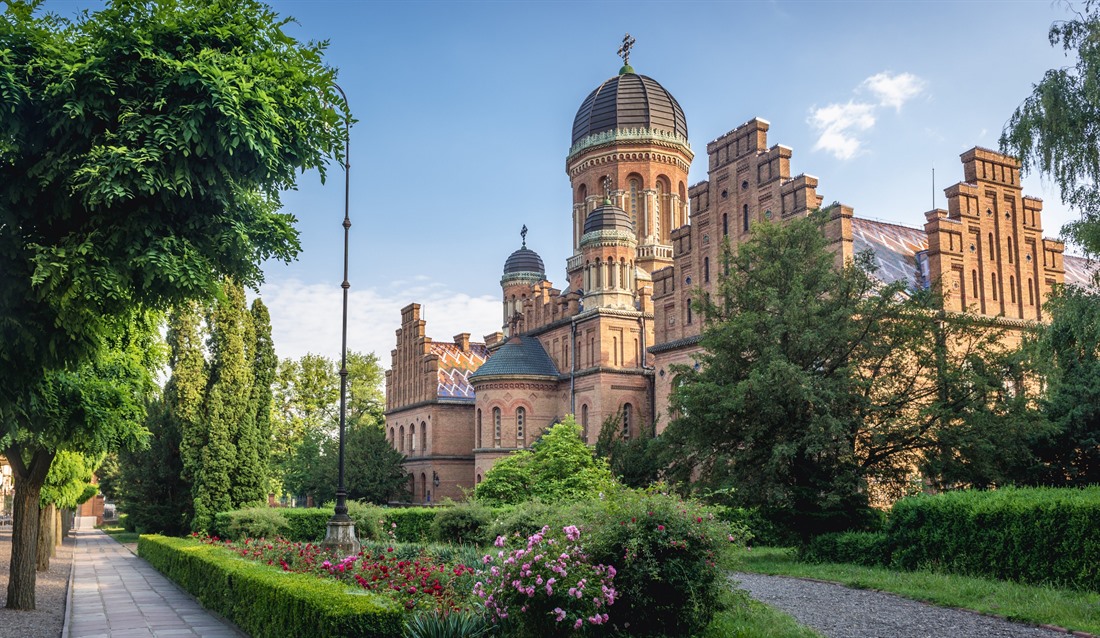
[60,530,78,638]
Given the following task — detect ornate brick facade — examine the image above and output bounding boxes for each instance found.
[383,58,1093,503]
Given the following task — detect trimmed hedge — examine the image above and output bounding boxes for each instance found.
[888,487,1100,591]
[138,535,404,638]
[379,507,436,543]
[799,531,888,567]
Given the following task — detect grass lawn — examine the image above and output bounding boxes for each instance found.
[732,547,1100,635]
[98,525,141,545]
[700,589,824,638]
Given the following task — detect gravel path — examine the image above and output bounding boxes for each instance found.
[732,572,1071,638]
[0,528,74,638]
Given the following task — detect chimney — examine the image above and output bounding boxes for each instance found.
[454,333,470,352]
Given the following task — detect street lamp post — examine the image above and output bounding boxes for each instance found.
[322,83,360,556]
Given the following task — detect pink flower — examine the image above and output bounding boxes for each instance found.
[658,524,665,531]
[563,525,580,541]
[494,535,506,548]
[574,619,583,630]
[554,607,566,622]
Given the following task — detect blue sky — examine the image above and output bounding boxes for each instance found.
[52,0,1087,363]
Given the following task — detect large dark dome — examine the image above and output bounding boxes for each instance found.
[503,246,545,275]
[583,202,634,235]
[571,72,688,146]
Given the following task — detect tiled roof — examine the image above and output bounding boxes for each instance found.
[469,336,559,380]
[1064,254,1096,288]
[850,218,927,289]
[430,342,489,401]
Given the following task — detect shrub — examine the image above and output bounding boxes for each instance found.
[138,535,404,637]
[476,525,617,637]
[381,508,436,543]
[220,507,290,540]
[404,611,493,638]
[485,502,562,542]
[346,501,383,541]
[571,487,745,637]
[887,486,1100,591]
[431,502,492,546]
[799,531,889,566]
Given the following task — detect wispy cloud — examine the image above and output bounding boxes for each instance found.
[809,102,876,160]
[861,72,926,111]
[809,71,926,160]
[257,279,501,364]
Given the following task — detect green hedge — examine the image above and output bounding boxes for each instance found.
[379,507,436,543]
[887,487,1100,591]
[799,531,889,567]
[138,535,404,638]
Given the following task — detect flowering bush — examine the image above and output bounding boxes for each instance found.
[193,534,478,614]
[474,525,617,637]
[572,487,747,636]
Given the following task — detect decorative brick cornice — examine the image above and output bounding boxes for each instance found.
[567,127,693,163]
[471,380,560,391]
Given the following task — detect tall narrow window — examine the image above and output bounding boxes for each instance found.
[704,257,710,283]
[581,405,589,442]
[516,408,526,446]
[493,408,502,447]
[389,427,395,446]
[743,204,749,232]
[1008,236,1014,263]
[988,233,995,260]
[399,426,405,452]
[420,473,427,502]
[630,178,640,229]
[622,403,633,440]
[1010,276,1016,303]
[1028,279,1035,305]
[476,409,482,448]
[723,213,728,236]
[992,273,998,301]
[421,422,427,453]
[686,302,693,325]
[409,424,416,452]
[972,270,979,297]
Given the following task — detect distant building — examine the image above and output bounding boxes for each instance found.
[384,49,1093,504]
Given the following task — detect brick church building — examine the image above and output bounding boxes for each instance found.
[384,48,1093,504]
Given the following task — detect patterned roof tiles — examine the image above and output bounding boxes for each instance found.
[850,218,928,289]
[469,336,559,380]
[430,342,489,401]
[1064,254,1096,288]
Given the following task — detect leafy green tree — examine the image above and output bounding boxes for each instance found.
[115,397,193,536]
[1,318,160,608]
[594,409,663,489]
[1001,1,1100,256]
[475,417,618,505]
[0,0,344,607]
[1029,284,1100,485]
[38,451,97,570]
[345,414,409,504]
[270,354,339,490]
[667,212,1038,537]
[249,299,277,496]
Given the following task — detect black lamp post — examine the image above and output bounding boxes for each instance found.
[322,83,360,555]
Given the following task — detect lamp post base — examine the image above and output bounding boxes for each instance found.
[321,518,360,556]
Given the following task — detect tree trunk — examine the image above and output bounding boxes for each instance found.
[5,444,56,611]
[53,508,62,549]
[36,503,53,571]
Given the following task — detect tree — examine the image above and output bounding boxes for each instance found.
[0,0,344,608]
[594,409,662,489]
[114,397,193,536]
[474,417,618,505]
[667,212,1038,537]
[37,451,97,571]
[1,317,160,608]
[344,420,410,504]
[249,299,277,496]
[1029,284,1100,485]
[1001,1,1100,256]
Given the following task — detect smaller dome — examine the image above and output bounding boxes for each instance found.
[583,202,633,234]
[504,246,545,275]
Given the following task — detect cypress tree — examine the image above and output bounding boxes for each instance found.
[171,302,208,530]
[242,298,277,503]
[193,280,251,531]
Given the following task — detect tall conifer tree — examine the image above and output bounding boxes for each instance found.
[245,298,277,501]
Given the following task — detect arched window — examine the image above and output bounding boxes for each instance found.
[399,425,405,452]
[743,204,749,232]
[595,258,603,288]
[581,405,589,442]
[493,407,502,447]
[409,424,416,452]
[389,427,395,446]
[622,403,633,440]
[421,421,427,453]
[516,407,526,446]
[722,213,728,236]
[704,257,710,283]
[476,409,483,448]
[577,183,587,204]
[686,302,693,325]
[992,273,998,301]
[420,473,427,502]
[476,474,482,484]
[629,177,641,229]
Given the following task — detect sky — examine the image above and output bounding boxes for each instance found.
[51,0,1090,365]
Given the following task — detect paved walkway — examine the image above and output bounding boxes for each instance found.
[65,530,244,638]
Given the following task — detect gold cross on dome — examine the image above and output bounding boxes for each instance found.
[617,34,636,65]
